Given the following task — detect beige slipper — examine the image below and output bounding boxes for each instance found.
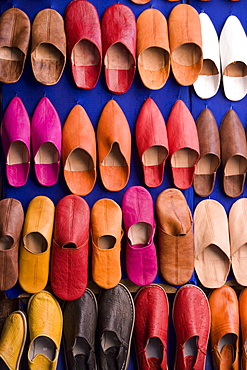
[229,198,247,286]
[194,199,230,288]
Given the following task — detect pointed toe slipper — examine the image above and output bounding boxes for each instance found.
[0,8,30,83]
[220,15,247,101]
[194,199,230,288]
[65,0,102,89]
[1,97,30,187]
[102,4,136,94]
[137,9,170,90]
[229,199,247,286]
[167,100,200,189]
[97,100,131,191]
[220,109,247,198]
[32,97,62,186]
[136,98,168,187]
[193,108,220,197]
[51,194,90,300]
[62,104,96,196]
[193,13,221,99]
[169,4,202,86]
[31,8,66,85]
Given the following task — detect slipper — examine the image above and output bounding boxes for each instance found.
[137,9,170,90]
[167,100,200,189]
[220,15,247,101]
[220,109,247,198]
[193,12,221,99]
[168,4,202,86]
[194,199,231,288]
[229,198,247,286]
[193,108,220,197]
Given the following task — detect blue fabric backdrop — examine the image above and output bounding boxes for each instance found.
[0,0,246,368]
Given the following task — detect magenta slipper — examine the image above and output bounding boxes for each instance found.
[1,97,30,187]
[122,186,158,285]
[31,97,62,186]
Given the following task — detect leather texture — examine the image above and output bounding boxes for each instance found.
[167,99,200,189]
[63,288,98,370]
[220,15,247,101]
[194,199,230,289]
[122,186,158,286]
[51,194,90,300]
[220,109,247,197]
[168,4,202,86]
[27,291,62,370]
[62,104,97,196]
[19,196,55,294]
[239,288,247,370]
[1,96,30,187]
[193,13,221,99]
[91,198,122,289]
[65,0,102,89]
[101,4,136,94]
[229,198,247,286]
[173,285,210,370]
[0,310,27,370]
[31,8,66,85]
[194,108,220,197]
[97,100,131,191]
[134,284,168,370]
[97,283,135,370]
[135,98,169,187]
[0,198,24,291]
[209,286,239,370]
[31,97,62,187]
[0,8,30,83]
[137,9,170,90]
[156,188,194,286]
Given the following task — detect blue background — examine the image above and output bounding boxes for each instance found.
[1,0,247,368]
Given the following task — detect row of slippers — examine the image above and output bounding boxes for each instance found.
[3,95,247,198]
[0,284,245,369]
[0,187,246,299]
[1,2,246,100]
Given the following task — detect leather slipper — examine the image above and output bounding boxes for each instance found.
[220,109,247,198]
[229,198,247,286]
[156,188,194,286]
[137,9,170,90]
[97,100,131,191]
[193,108,220,197]
[193,12,221,99]
[62,104,96,196]
[31,97,62,186]
[168,4,202,86]
[65,0,102,89]
[102,4,136,94]
[31,8,66,85]
[194,199,230,288]
[1,97,30,187]
[220,15,247,101]
[167,100,200,189]
[0,8,30,83]
[135,98,169,187]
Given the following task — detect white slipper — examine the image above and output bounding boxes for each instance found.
[220,15,247,101]
[193,12,221,99]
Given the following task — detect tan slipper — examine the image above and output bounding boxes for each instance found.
[137,9,170,90]
[194,199,230,288]
[168,4,202,86]
[229,198,247,286]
